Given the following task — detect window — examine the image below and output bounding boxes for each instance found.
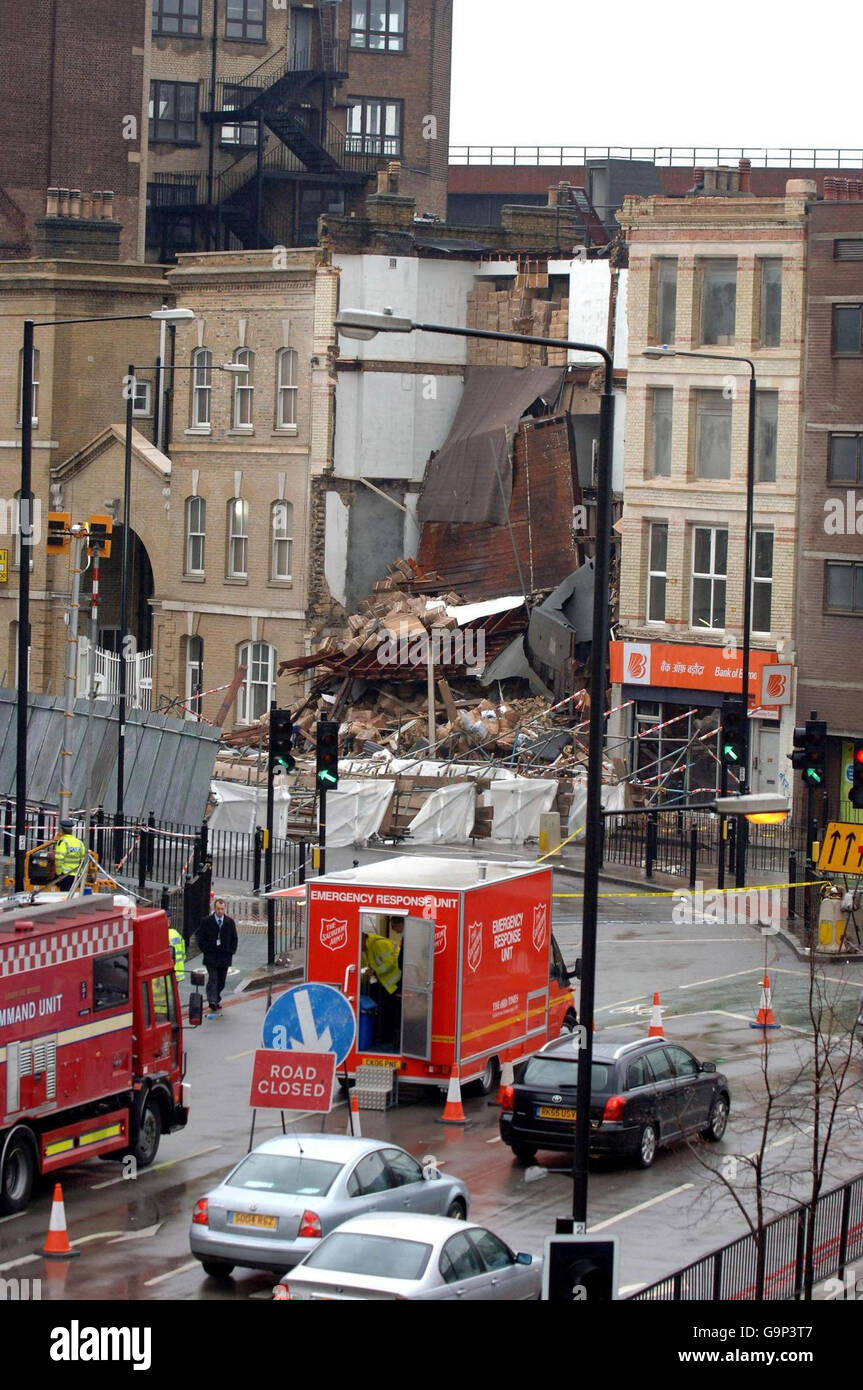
[649,387,672,477]
[470,1230,514,1272]
[346,97,402,156]
[225,0,264,41]
[276,347,298,428]
[227,498,249,577]
[647,522,668,624]
[439,1232,484,1285]
[303,1232,431,1280]
[350,0,406,51]
[825,561,863,614]
[760,259,782,347]
[691,527,727,630]
[700,259,737,345]
[627,1056,652,1089]
[17,347,39,426]
[191,348,212,428]
[347,1150,391,1198]
[185,496,206,574]
[829,433,863,484]
[644,1048,674,1083]
[221,84,260,146]
[237,641,276,723]
[665,1045,699,1078]
[834,305,863,355]
[132,379,152,417]
[229,1153,341,1194]
[752,530,773,633]
[232,348,254,428]
[93,952,130,1012]
[185,635,204,720]
[632,700,724,796]
[655,258,677,345]
[153,0,201,35]
[835,239,863,261]
[149,80,198,144]
[271,500,293,581]
[755,390,778,483]
[381,1148,423,1187]
[151,973,177,1024]
[695,391,732,479]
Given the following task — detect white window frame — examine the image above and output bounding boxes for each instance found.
[132,379,152,417]
[185,495,206,575]
[232,348,254,430]
[191,348,212,429]
[237,640,276,724]
[227,497,249,578]
[691,526,728,631]
[276,347,298,430]
[271,499,293,581]
[185,634,204,720]
[17,347,39,427]
[646,521,668,624]
[350,0,406,51]
[751,530,774,635]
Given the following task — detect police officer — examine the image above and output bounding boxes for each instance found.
[54,818,87,890]
[169,927,186,982]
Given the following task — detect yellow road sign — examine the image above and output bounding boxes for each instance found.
[0,549,7,583]
[818,821,863,876]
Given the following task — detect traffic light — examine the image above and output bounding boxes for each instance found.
[87,514,113,558]
[850,741,863,810]
[790,718,827,787]
[720,696,748,769]
[46,512,71,554]
[316,720,340,790]
[270,707,295,773]
[543,1236,619,1302]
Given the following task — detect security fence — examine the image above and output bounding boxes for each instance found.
[600,807,810,884]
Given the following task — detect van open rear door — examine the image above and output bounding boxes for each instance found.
[400,917,434,1060]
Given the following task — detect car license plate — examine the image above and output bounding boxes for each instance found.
[537,1105,577,1120]
[229,1211,278,1229]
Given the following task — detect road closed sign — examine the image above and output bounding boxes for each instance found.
[249,1048,336,1112]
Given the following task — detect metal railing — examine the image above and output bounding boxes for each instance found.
[600,806,810,880]
[631,1170,863,1300]
[204,39,349,115]
[449,145,863,169]
[147,171,207,208]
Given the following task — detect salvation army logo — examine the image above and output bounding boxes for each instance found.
[628,651,647,679]
[434,922,447,955]
[532,903,548,952]
[765,672,786,700]
[467,921,483,974]
[320,918,348,952]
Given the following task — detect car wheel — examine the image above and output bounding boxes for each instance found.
[703,1093,729,1143]
[200,1260,234,1280]
[446,1199,466,1220]
[471,1055,500,1097]
[0,1130,36,1215]
[635,1122,658,1169]
[130,1101,162,1168]
[511,1144,536,1166]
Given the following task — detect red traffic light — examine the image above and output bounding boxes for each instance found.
[854,747,863,768]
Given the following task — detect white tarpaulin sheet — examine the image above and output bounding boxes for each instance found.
[209,780,290,837]
[481,778,558,843]
[567,780,627,839]
[408,782,477,844]
[324,778,395,847]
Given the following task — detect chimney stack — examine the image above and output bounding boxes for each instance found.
[738,158,751,193]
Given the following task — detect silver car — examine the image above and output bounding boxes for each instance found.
[275,1213,542,1301]
[189,1135,469,1279]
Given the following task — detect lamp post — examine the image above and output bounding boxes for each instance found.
[113,358,248,865]
[13,307,195,892]
[335,308,616,1229]
[643,345,756,886]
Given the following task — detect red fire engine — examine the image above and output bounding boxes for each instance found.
[303,856,577,1094]
[0,893,189,1213]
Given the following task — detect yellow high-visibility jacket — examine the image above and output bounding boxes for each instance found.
[169,928,186,981]
[54,834,86,877]
[362,933,402,995]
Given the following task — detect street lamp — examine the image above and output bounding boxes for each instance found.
[642,344,757,886]
[14,308,194,892]
[113,358,249,864]
[336,307,615,1230]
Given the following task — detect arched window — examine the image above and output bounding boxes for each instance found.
[227,497,249,578]
[271,500,293,581]
[232,348,254,429]
[17,347,39,427]
[237,641,275,724]
[191,347,212,428]
[275,347,298,429]
[185,495,206,574]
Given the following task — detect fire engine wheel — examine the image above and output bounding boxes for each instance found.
[0,1130,36,1214]
[470,1056,501,1097]
[131,1101,162,1168]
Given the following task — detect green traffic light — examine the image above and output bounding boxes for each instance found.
[805,769,823,785]
[319,770,338,785]
[723,744,739,762]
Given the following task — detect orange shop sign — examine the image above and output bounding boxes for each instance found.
[609,641,782,702]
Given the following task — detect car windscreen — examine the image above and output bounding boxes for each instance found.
[302,1232,432,1281]
[227,1153,342,1197]
[520,1057,611,1092]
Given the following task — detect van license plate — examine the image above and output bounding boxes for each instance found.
[537,1105,577,1120]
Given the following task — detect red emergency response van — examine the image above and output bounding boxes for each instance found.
[304,856,577,1094]
[0,893,189,1213]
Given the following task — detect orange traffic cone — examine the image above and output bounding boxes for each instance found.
[491,1058,515,1108]
[750,974,781,1030]
[346,1090,362,1138]
[647,991,664,1037]
[436,1065,471,1127]
[42,1183,80,1260]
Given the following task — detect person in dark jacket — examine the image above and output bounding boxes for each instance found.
[196,899,238,1014]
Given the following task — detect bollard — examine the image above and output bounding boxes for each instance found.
[689,825,698,892]
[788,851,797,921]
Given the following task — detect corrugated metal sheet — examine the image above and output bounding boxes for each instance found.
[0,689,220,822]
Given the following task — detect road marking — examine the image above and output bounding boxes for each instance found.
[90,1143,224,1189]
[225,1049,255,1060]
[144,1259,200,1288]
[588,1183,694,1232]
[0,1254,40,1272]
[108,1222,163,1243]
[770,967,861,988]
[611,938,746,944]
[0,1211,26,1225]
[486,1135,502,1144]
[71,1231,123,1246]
[596,992,652,1012]
[678,968,763,991]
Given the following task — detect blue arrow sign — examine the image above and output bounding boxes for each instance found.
[263,983,356,1066]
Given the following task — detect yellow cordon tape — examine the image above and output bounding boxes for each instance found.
[552,879,824,900]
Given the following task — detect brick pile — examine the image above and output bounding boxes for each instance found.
[465,268,570,367]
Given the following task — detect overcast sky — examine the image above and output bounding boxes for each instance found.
[450,0,859,153]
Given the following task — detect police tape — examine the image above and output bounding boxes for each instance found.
[552,879,825,900]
